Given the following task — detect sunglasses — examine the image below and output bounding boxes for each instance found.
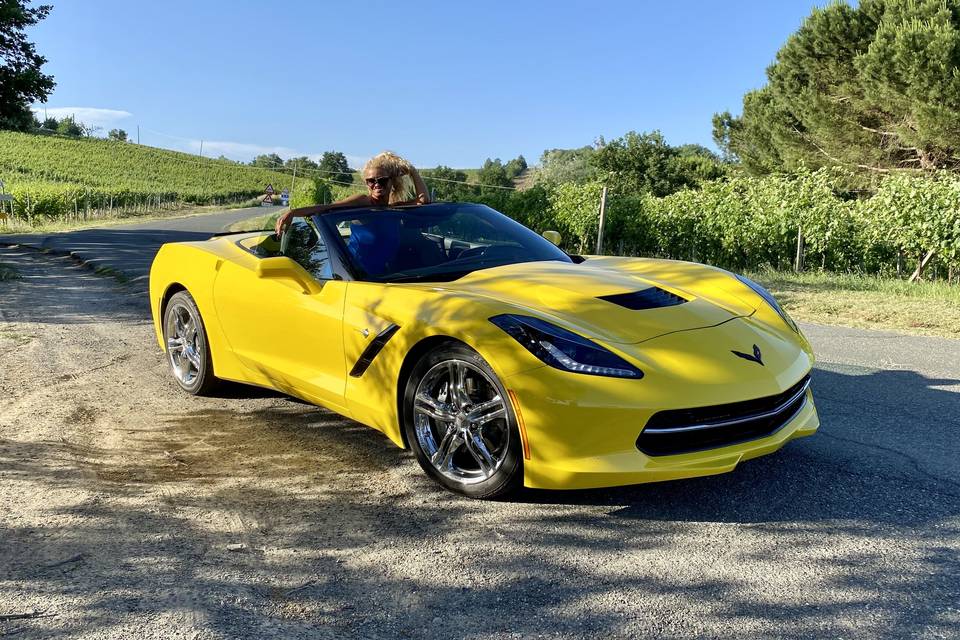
[365,176,391,187]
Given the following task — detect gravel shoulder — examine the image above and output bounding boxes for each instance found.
[0,246,958,639]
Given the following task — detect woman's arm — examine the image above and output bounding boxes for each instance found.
[274,193,369,236]
[406,166,431,204]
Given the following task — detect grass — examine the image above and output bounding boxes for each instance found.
[92,265,129,284]
[750,269,960,339]
[0,263,20,280]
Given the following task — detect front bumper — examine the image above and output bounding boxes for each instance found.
[502,322,819,490]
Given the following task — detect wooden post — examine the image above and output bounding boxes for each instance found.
[290,161,298,203]
[909,249,936,283]
[794,224,804,272]
[596,186,608,255]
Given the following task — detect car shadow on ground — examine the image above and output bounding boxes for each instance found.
[3,363,958,638]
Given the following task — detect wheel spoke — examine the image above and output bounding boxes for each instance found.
[174,311,187,336]
[183,316,197,341]
[166,337,183,353]
[467,396,505,425]
[415,393,456,422]
[464,433,496,477]
[431,430,462,469]
[184,346,202,371]
[446,361,468,409]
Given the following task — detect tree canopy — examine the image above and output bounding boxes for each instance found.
[715,0,960,175]
[317,151,352,185]
[0,1,55,131]
[422,165,473,200]
[536,146,598,185]
[477,158,514,189]
[251,153,284,169]
[284,156,318,171]
[591,131,726,196]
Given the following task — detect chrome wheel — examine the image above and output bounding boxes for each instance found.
[413,359,510,485]
[165,300,202,387]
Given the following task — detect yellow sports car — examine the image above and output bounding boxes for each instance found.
[149,202,819,498]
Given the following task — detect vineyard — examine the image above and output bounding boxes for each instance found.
[466,169,960,282]
[0,131,312,222]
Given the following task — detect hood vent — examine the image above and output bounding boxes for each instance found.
[598,287,687,310]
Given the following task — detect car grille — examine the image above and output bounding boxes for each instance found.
[636,376,811,456]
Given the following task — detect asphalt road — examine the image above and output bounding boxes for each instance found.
[0,208,958,638]
[0,206,268,280]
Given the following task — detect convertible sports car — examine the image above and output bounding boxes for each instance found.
[149,202,819,498]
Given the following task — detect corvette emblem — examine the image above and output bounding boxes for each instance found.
[732,344,764,366]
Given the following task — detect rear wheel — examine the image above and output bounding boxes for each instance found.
[403,342,522,498]
[163,290,218,395]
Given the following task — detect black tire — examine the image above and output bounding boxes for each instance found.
[402,342,522,499]
[162,290,219,396]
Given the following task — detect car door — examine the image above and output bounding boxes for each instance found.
[213,220,349,412]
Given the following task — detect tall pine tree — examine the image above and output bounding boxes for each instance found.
[715,0,960,175]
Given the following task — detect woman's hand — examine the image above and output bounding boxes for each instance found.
[275,210,293,237]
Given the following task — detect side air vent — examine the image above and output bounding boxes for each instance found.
[598,287,687,310]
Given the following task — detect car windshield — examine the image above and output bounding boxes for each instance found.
[316,202,572,283]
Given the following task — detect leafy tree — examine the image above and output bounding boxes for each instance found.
[0,1,55,131]
[504,154,528,179]
[422,165,474,200]
[536,146,598,184]
[716,0,960,175]
[285,155,319,171]
[477,158,513,190]
[55,115,84,137]
[251,153,284,168]
[317,151,352,184]
[108,128,128,142]
[40,115,57,130]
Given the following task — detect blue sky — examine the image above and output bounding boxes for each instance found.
[29,0,826,168]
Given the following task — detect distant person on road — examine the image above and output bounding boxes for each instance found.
[274,151,430,237]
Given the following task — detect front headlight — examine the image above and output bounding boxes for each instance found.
[490,314,643,379]
[736,274,799,333]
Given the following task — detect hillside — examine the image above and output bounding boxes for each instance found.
[0,131,302,221]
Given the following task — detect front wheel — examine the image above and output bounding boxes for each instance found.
[403,342,522,498]
[162,290,218,395]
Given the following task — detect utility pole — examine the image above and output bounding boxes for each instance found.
[199,140,204,159]
[596,185,608,255]
[290,160,298,199]
[137,125,140,144]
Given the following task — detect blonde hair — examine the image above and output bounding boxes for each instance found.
[364,151,414,203]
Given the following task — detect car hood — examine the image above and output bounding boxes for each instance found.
[427,257,758,344]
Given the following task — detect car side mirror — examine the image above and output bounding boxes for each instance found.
[255,256,323,295]
[542,230,562,246]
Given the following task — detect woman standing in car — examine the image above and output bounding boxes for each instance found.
[274,151,430,236]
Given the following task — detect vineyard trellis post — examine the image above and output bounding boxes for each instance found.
[794,224,804,272]
[596,185,608,255]
[290,161,298,202]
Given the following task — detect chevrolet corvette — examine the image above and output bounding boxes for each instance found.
[149,202,819,498]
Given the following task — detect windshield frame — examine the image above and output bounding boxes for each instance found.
[312,202,572,284]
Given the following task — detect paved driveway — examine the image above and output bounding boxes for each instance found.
[0,206,268,279]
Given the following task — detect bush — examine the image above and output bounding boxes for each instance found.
[288,178,331,209]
